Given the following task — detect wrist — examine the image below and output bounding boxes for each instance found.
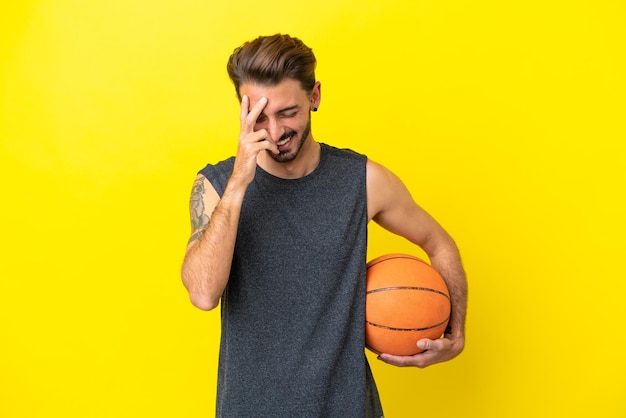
[223,177,249,202]
[444,325,465,342]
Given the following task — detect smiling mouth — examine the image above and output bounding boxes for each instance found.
[277,132,296,147]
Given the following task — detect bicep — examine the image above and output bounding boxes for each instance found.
[367,160,447,251]
[187,174,220,248]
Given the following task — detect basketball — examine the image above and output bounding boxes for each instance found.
[365,253,451,356]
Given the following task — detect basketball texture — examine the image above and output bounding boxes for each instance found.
[365,253,450,356]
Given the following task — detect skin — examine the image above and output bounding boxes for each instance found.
[181,78,467,368]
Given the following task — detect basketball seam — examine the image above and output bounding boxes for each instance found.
[365,317,450,332]
[367,255,427,269]
[366,286,449,299]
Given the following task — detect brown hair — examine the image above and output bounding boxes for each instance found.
[227,34,317,98]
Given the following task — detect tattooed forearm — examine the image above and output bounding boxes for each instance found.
[188,177,210,243]
[188,224,208,244]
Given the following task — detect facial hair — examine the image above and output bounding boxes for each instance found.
[269,116,311,163]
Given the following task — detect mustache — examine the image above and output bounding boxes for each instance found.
[279,130,297,142]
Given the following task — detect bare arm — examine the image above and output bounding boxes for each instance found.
[180,95,278,310]
[181,174,245,310]
[367,159,467,368]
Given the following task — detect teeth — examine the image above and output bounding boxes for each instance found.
[277,136,292,146]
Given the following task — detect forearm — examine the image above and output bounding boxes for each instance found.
[181,180,246,310]
[428,235,467,342]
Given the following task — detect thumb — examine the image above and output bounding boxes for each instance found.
[417,339,433,351]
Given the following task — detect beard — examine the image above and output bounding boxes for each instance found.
[268,117,311,163]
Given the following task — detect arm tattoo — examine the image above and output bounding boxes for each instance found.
[188,177,210,244]
[188,224,208,244]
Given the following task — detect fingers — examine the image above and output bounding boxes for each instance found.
[240,95,267,132]
[232,95,278,186]
[377,351,433,369]
[377,353,415,368]
[238,95,277,155]
[239,94,249,121]
[376,338,449,369]
[240,129,278,155]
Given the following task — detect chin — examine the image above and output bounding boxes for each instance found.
[270,149,298,163]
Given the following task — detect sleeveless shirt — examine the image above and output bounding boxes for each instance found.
[198,143,384,418]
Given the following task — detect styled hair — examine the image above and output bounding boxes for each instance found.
[227,34,317,98]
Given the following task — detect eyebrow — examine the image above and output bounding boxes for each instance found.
[261,105,300,117]
[277,105,299,113]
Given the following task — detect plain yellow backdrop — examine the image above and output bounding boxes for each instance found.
[1,0,624,417]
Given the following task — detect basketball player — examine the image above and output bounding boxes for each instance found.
[181,34,467,417]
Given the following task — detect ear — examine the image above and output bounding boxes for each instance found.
[310,82,321,111]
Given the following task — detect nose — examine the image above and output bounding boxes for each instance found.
[267,118,284,143]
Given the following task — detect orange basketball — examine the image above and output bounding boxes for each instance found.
[365,253,450,356]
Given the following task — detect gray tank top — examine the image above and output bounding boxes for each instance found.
[199,143,383,417]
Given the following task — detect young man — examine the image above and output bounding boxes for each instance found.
[181,34,467,417]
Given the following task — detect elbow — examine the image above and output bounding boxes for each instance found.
[181,266,221,311]
[423,229,459,259]
[189,293,219,311]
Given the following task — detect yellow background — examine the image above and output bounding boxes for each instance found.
[1,0,624,417]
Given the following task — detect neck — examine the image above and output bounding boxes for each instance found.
[258,138,321,179]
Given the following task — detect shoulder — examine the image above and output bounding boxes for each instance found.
[366,158,398,189]
[366,158,413,221]
[321,143,367,164]
[198,156,235,177]
[197,156,235,197]
[320,144,367,179]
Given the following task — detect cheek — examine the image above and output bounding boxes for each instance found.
[294,116,310,131]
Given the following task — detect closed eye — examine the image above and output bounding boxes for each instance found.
[256,105,300,124]
[277,104,300,118]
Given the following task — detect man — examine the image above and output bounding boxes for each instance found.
[181,34,467,417]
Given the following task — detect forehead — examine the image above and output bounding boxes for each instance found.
[240,79,308,108]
